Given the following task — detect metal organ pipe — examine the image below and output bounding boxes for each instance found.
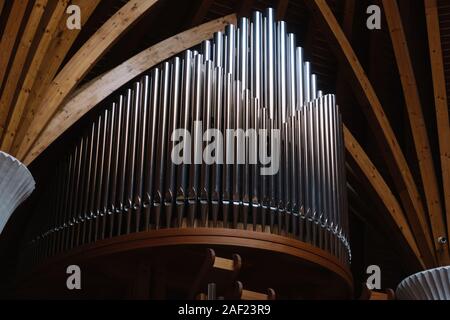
[23,9,351,268]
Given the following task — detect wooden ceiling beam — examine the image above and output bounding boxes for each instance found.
[23,14,237,165]
[382,0,449,265]
[0,0,29,137]
[1,0,69,152]
[0,0,48,146]
[16,0,160,161]
[305,0,436,266]
[424,0,450,254]
[344,126,426,269]
[9,0,102,156]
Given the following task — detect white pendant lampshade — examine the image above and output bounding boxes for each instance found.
[0,151,35,234]
[396,266,450,300]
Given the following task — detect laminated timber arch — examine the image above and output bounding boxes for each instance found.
[14,0,160,160]
[22,14,237,165]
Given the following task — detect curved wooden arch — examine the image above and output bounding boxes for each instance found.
[9,0,102,156]
[0,0,69,152]
[23,14,237,165]
[16,0,160,161]
[0,0,48,145]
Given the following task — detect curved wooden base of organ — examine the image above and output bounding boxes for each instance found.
[16,228,353,299]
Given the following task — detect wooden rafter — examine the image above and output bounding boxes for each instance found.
[344,126,426,269]
[0,0,28,138]
[0,0,49,147]
[1,0,69,152]
[306,0,436,266]
[16,0,159,161]
[23,14,237,165]
[424,0,450,253]
[10,0,102,155]
[382,0,449,265]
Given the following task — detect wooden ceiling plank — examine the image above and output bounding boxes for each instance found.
[305,0,437,266]
[10,0,102,156]
[17,0,160,160]
[424,0,450,254]
[344,126,426,269]
[0,0,69,152]
[382,0,450,265]
[0,0,48,146]
[23,14,237,165]
[0,0,29,137]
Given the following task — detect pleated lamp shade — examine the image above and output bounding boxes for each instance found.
[396,266,450,300]
[0,151,35,234]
